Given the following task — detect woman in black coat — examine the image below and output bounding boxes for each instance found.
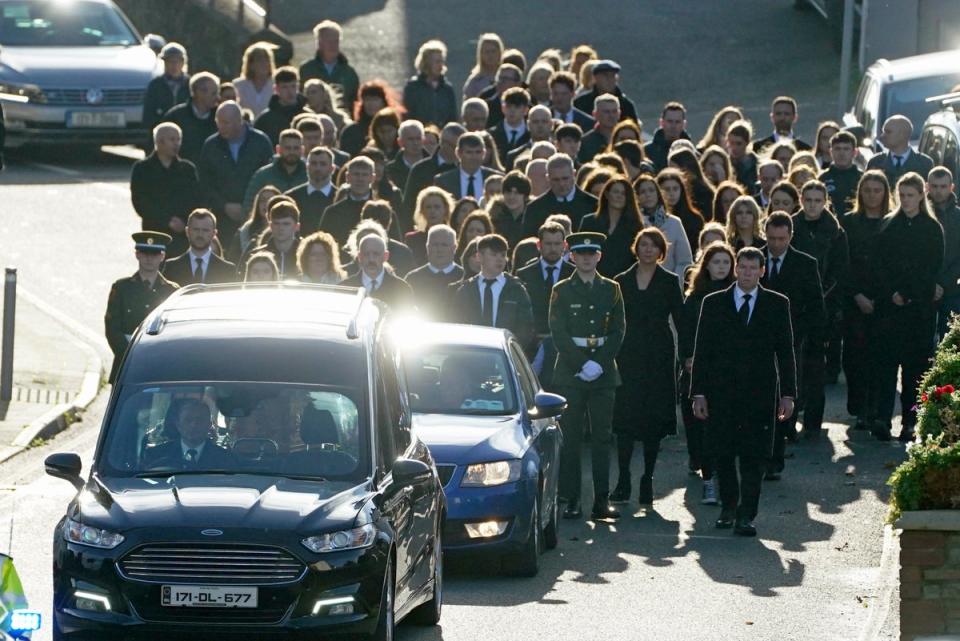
[610,227,684,506]
[872,172,944,442]
[839,170,890,429]
[677,241,735,505]
[578,175,643,278]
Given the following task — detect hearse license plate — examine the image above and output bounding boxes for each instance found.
[67,111,126,128]
[161,585,258,608]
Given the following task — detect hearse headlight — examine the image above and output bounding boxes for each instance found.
[64,518,125,549]
[302,524,376,553]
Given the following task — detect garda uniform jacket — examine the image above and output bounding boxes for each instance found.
[104,272,179,381]
[548,273,626,389]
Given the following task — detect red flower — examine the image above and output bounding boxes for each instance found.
[921,393,929,403]
[944,385,955,395]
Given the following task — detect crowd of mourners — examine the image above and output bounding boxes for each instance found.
[108,21,959,535]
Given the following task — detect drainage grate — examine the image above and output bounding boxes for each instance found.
[12,387,72,404]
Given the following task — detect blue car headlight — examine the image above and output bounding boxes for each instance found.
[64,519,124,549]
[302,524,376,553]
[461,460,521,487]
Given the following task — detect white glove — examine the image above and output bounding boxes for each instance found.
[576,360,603,382]
[582,360,603,379]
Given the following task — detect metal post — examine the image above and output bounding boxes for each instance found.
[1,268,16,402]
[838,0,855,117]
[264,0,272,29]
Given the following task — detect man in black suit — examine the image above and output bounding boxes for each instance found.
[483,63,524,128]
[286,146,337,237]
[577,93,620,164]
[516,221,573,387]
[487,87,531,168]
[319,156,378,247]
[142,399,234,470]
[691,247,797,537]
[433,132,502,200]
[161,71,220,164]
[751,96,812,155]
[162,209,237,285]
[451,234,535,353]
[405,224,463,319]
[401,123,463,228]
[505,105,555,170]
[549,71,594,132]
[760,212,825,477]
[866,115,934,186]
[341,232,415,311]
[522,153,598,237]
[385,119,427,196]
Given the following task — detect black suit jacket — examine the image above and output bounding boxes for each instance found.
[286,183,335,237]
[341,271,415,311]
[487,122,531,167]
[760,246,826,346]
[751,133,812,155]
[433,166,502,200]
[405,263,464,319]
[690,285,796,457]
[866,149,935,188]
[552,107,595,132]
[516,259,574,336]
[522,187,598,238]
[401,154,456,227]
[450,274,535,351]
[162,251,237,285]
[142,438,234,469]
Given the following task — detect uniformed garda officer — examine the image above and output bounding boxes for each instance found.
[0,552,29,637]
[549,231,626,520]
[104,232,180,382]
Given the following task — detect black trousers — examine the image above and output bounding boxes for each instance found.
[615,435,661,482]
[825,299,843,377]
[771,339,823,472]
[876,309,936,429]
[842,307,880,418]
[558,386,614,502]
[681,393,714,478]
[717,453,765,521]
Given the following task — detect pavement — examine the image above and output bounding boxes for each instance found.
[0,286,102,465]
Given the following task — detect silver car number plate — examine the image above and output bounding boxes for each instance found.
[161,585,258,608]
[67,112,126,128]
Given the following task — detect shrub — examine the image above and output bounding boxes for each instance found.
[887,440,960,522]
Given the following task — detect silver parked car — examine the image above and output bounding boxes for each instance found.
[0,0,160,148]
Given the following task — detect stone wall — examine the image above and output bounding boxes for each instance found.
[898,512,960,639]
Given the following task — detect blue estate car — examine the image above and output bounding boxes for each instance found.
[394,322,566,577]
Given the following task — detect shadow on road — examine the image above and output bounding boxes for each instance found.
[1,146,138,186]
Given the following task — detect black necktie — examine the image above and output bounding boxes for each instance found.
[546,265,557,288]
[193,257,204,283]
[894,155,903,169]
[466,174,476,198]
[769,257,780,281]
[508,130,518,146]
[739,293,752,326]
[185,448,198,465]
[482,278,496,326]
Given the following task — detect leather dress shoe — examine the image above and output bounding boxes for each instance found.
[763,471,781,481]
[734,518,757,537]
[562,500,582,519]
[898,427,916,443]
[609,481,631,504]
[590,496,621,520]
[872,421,892,441]
[715,509,735,529]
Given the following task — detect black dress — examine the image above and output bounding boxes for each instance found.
[612,264,684,441]
[578,212,642,278]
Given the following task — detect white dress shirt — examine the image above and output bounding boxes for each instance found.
[540,258,563,284]
[504,122,527,145]
[734,284,759,323]
[361,270,386,293]
[180,439,206,461]
[766,250,785,277]
[307,182,334,197]
[459,169,484,198]
[428,262,457,275]
[188,247,212,280]
[477,273,507,324]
